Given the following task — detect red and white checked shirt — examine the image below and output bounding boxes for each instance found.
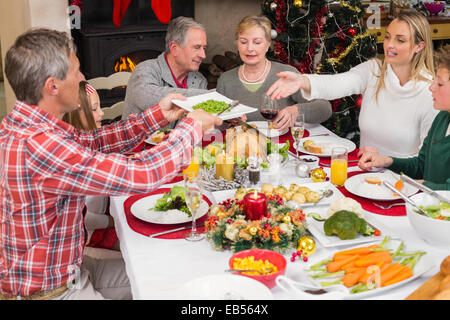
[0,101,202,296]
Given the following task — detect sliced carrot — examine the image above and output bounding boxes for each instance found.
[354,251,392,267]
[333,245,379,259]
[342,269,367,288]
[393,180,403,196]
[380,263,404,286]
[383,265,413,287]
[326,255,360,273]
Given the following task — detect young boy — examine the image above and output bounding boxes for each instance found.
[359,45,450,190]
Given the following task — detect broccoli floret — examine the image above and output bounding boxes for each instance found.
[323,210,367,240]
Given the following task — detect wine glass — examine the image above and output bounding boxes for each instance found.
[260,95,279,135]
[183,171,205,241]
[291,112,305,161]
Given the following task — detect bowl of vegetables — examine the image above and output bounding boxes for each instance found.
[405,191,450,246]
[228,249,287,289]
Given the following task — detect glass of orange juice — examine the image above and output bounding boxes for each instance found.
[331,147,348,186]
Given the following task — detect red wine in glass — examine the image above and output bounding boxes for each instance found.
[260,109,278,120]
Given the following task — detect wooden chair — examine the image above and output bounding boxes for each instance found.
[87,72,131,124]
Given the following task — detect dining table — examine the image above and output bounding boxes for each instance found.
[109,122,449,300]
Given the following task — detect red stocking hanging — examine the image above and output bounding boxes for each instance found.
[151,0,172,24]
[113,0,132,27]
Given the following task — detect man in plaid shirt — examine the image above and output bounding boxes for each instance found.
[0,29,221,299]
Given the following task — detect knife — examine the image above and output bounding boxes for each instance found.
[382,181,431,217]
[149,223,205,238]
[235,118,268,139]
[400,174,450,204]
[217,100,239,115]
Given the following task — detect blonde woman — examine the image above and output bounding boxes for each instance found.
[216,15,332,130]
[267,11,438,158]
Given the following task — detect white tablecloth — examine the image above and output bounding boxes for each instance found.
[109,123,449,300]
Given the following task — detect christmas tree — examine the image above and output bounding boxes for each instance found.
[261,0,378,144]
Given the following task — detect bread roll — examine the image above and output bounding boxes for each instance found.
[439,274,450,292]
[151,132,165,143]
[441,255,450,276]
[306,144,322,154]
[433,288,450,300]
[364,177,382,185]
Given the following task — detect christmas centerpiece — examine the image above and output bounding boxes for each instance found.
[205,187,309,253]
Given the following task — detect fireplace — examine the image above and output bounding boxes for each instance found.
[71,0,194,107]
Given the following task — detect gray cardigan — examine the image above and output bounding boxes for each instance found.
[216,61,332,124]
[122,52,208,119]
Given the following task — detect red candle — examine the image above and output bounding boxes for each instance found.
[243,191,267,220]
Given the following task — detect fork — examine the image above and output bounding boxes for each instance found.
[372,202,405,209]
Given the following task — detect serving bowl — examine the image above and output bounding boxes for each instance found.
[228,249,287,289]
[423,1,445,15]
[299,155,319,170]
[405,191,450,247]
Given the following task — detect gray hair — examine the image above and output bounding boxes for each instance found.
[165,16,205,53]
[5,28,75,106]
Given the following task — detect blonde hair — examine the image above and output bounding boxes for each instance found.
[375,11,434,101]
[235,15,272,43]
[62,81,98,130]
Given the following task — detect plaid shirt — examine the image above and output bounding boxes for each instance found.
[0,101,201,296]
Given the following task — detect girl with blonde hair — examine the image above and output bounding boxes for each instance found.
[267,11,438,158]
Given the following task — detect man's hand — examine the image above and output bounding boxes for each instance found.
[272,105,298,131]
[357,146,379,157]
[266,71,311,100]
[158,93,188,123]
[186,109,223,133]
[358,151,393,171]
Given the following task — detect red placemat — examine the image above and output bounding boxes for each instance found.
[337,171,406,217]
[124,188,212,239]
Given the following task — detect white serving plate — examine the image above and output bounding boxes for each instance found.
[344,171,419,201]
[303,239,434,299]
[176,274,274,300]
[172,91,257,121]
[130,189,210,224]
[295,136,356,157]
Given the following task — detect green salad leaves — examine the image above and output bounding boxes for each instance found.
[151,186,191,216]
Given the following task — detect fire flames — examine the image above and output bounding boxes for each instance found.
[114,56,136,73]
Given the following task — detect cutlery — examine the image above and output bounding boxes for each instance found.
[149,223,204,238]
[308,133,330,137]
[225,268,273,275]
[217,100,239,115]
[235,118,268,139]
[372,202,405,210]
[400,173,450,204]
[382,181,431,218]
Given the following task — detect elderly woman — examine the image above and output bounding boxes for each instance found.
[267,11,438,158]
[216,15,332,130]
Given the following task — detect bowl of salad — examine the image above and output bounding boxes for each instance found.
[405,191,450,246]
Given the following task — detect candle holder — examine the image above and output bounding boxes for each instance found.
[216,151,235,182]
[243,191,267,220]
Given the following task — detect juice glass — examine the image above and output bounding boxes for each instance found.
[331,147,348,186]
[183,157,200,177]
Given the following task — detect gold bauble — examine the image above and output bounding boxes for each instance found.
[310,168,326,182]
[248,226,258,236]
[294,0,303,7]
[297,236,316,256]
[282,215,292,224]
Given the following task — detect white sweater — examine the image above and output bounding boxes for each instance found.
[302,60,438,157]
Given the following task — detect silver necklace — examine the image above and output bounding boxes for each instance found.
[241,59,269,83]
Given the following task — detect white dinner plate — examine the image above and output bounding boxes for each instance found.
[144,129,172,145]
[247,121,288,138]
[306,209,397,248]
[344,171,419,201]
[303,239,434,299]
[176,274,274,300]
[295,136,356,157]
[130,189,210,225]
[212,182,344,209]
[172,91,257,121]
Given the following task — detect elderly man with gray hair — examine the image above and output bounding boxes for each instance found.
[0,28,221,300]
[122,16,209,119]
